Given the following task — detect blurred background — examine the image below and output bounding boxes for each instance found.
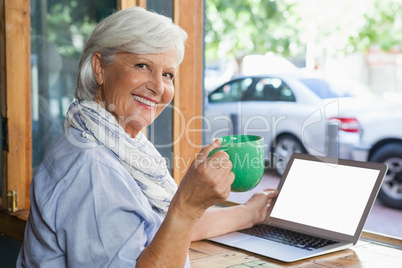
[204,0,402,97]
[202,0,402,239]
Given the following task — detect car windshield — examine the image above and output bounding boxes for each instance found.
[299,78,351,99]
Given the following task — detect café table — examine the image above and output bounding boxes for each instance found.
[2,203,402,268]
[189,202,402,268]
[189,237,402,268]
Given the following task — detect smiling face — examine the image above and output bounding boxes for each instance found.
[92,49,177,138]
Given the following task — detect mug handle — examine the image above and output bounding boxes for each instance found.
[208,147,228,157]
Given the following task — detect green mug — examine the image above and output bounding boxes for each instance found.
[209,135,265,192]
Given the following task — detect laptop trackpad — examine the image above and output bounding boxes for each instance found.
[233,236,276,247]
[232,236,314,262]
[233,236,293,257]
[211,233,281,249]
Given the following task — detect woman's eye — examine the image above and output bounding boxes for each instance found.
[163,73,174,80]
[136,63,147,69]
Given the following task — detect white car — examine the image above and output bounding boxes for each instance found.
[204,72,402,209]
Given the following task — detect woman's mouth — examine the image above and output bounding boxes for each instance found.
[132,95,157,107]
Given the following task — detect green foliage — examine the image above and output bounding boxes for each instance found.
[205,0,402,62]
[36,0,401,62]
[32,0,116,59]
[205,0,301,61]
[348,0,402,53]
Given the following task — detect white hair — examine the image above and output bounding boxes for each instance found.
[74,7,188,100]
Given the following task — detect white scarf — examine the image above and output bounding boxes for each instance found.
[65,100,177,215]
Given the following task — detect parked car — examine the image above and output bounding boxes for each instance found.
[204,72,402,209]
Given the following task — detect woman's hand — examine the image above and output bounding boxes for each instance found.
[138,139,234,267]
[243,189,278,227]
[190,188,278,241]
[170,139,235,220]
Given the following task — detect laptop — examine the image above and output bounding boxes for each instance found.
[209,153,387,262]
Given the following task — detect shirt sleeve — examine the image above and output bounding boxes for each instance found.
[59,159,164,267]
[19,156,164,267]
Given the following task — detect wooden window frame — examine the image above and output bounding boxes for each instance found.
[1,0,32,213]
[172,0,204,182]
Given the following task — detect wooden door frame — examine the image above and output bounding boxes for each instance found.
[0,0,32,212]
[172,0,204,182]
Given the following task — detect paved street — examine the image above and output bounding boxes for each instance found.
[227,170,402,239]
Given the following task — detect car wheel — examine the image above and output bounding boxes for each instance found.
[370,143,402,210]
[272,134,306,176]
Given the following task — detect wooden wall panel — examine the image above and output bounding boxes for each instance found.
[1,0,31,211]
[172,0,204,183]
[118,0,146,9]
[1,0,7,205]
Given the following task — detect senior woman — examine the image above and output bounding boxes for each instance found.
[17,7,277,267]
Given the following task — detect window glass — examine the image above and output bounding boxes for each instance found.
[30,0,116,172]
[248,78,296,102]
[299,77,350,99]
[209,78,252,103]
[145,0,174,174]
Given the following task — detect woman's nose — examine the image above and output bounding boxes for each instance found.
[146,74,164,95]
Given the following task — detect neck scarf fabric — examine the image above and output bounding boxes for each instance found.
[65,100,177,215]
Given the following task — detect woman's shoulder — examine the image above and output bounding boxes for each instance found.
[38,127,123,182]
[32,128,133,208]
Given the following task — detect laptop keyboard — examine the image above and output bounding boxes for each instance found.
[239,225,339,251]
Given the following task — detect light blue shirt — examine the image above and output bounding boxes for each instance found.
[17,127,190,267]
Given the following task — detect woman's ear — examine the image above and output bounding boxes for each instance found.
[92,53,104,85]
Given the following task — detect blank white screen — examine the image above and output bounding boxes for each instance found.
[270,159,379,236]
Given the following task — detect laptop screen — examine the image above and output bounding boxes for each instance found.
[269,158,380,236]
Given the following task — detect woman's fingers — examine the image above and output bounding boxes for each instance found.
[173,141,235,218]
[194,138,233,174]
[252,189,278,206]
[184,141,234,204]
[195,138,221,164]
[242,188,279,224]
[258,189,278,198]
